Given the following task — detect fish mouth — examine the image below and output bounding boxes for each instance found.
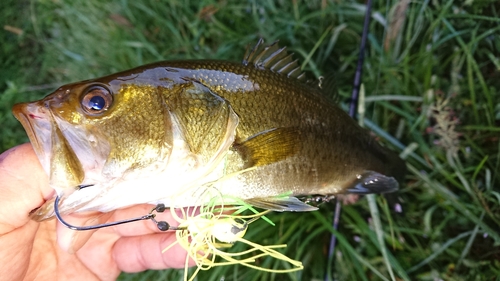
[12,101,53,175]
[13,100,110,192]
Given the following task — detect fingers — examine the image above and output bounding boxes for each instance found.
[56,211,113,253]
[112,232,192,272]
[55,205,161,253]
[57,208,195,274]
[55,206,165,254]
[55,205,195,252]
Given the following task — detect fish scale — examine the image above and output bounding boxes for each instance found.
[13,40,405,220]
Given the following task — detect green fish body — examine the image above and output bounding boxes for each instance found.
[13,40,405,220]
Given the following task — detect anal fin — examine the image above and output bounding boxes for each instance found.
[245,196,318,212]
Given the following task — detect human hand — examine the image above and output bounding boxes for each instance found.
[0,144,190,281]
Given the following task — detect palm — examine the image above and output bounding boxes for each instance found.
[0,144,189,281]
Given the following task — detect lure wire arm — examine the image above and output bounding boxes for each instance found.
[148,203,185,231]
[54,195,184,232]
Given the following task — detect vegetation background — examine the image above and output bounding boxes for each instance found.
[1,0,499,280]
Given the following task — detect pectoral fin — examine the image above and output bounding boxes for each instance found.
[245,196,318,212]
[344,171,399,194]
[166,81,239,164]
[234,127,301,168]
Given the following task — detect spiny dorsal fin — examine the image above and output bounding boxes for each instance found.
[242,39,307,82]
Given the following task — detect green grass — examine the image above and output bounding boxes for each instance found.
[1,0,499,280]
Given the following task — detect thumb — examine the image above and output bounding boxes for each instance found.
[0,143,51,233]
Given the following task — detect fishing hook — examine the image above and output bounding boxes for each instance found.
[54,195,183,232]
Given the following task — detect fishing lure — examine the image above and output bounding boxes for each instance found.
[162,193,303,281]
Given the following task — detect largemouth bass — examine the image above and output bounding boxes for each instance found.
[13,40,405,221]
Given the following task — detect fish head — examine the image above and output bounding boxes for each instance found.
[12,83,102,193]
[13,75,175,217]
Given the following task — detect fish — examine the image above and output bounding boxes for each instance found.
[13,39,406,221]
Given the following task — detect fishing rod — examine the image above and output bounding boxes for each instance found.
[325,0,373,280]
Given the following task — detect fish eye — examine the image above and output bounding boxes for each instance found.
[81,86,113,115]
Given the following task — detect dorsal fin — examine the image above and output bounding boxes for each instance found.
[242,39,307,82]
[315,73,339,102]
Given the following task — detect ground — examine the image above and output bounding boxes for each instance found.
[1,0,499,280]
